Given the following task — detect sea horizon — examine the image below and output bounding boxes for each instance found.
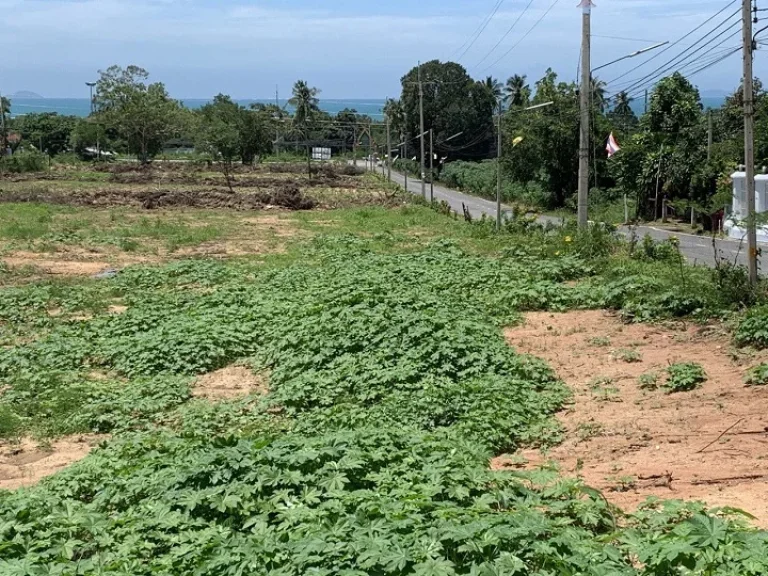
[8,97,388,119]
[8,96,728,120]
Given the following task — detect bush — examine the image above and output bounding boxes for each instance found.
[440,160,547,207]
[735,305,768,348]
[0,150,47,173]
[744,363,768,387]
[665,362,707,393]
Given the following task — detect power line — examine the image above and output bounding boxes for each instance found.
[620,20,742,99]
[604,0,740,85]
[685,46,741,79]
[454,0,507,61]
[482,0,563,73]
[611,12,741,94]
[472,0,536,69]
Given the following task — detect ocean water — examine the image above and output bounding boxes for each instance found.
[9,96,727,119]
[9,98,388,119]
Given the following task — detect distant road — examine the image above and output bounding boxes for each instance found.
[359,160,765,270]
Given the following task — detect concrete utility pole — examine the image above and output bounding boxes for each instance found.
[429,129,434,203]
[644,89,649,115]
[403,111,409,191]
[744,0,759,284]
[707,109,714,161]
[386,117,392,182]
[577,0,594,228]
[496,105,503,231]
[353,125,357,168]
[418,62,427,199]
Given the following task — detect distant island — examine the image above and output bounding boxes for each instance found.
[10,91,44,99]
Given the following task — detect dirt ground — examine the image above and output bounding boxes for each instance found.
[0,214,302,276]
[0,436,103,490]
[193,365,269,401]
[495,311,768,527]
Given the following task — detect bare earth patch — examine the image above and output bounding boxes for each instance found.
[0,436,103,490]
[3,255,112,276]
[494,310,768,527]
[193,365,269,401]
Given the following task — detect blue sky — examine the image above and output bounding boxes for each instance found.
[0,0,763,99]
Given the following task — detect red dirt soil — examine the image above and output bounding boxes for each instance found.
[494,311,768,527]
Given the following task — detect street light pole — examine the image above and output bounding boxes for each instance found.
[418,62,427,199]
[429,129,434,203]
[497,103,503,231]
[86,82,97,115]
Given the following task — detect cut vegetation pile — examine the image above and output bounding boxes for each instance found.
[0,204,767,574]
[0,185,316,210]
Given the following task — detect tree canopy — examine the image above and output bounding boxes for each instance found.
[94,65,183,163]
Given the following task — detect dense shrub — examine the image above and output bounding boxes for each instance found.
[0,150,47,173]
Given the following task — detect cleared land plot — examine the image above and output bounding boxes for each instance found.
[498,311,768,526]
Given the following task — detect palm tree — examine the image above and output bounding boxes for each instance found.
[504,74,531,108]
[613,91,633,117]
[384,98,405,136]
[590,77,608,113]
[288,80,320,174]
[288,80,320,135]
[482,76,503,111]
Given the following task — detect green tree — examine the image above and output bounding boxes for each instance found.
[94,65,183,163]
[608,91,638,134]
[0,96,10,149]
[504,74,531,108]
[196,95,242,191]
[591,77,608,113]
[400,60,494,162]
[644,72,702,135]
[502,68,613,208]
[289,80,320,137]
[288,80,321,170]
[11,113,78,156]
[481,76,504,111]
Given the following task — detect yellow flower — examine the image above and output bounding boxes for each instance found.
[555,251,561,256]
[564,236,573,243]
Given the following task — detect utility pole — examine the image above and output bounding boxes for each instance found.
[707,109,714,161]
[644,89,649,115]
[496,105,503,231]
[577,0,594,228]
[403,111,409,191]
[418,62,427,199]
[429,129,434,203]
[744,0,759,284]
[386,117,392,182]
[275,85,279,108]
[353,125,357,168]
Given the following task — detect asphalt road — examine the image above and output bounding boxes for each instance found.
[361,160,765,270]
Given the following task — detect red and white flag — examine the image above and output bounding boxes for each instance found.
[606,132,621,158]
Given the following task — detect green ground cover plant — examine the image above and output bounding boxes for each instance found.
[665,362,708,393]
[744,363,768,387]
[0,204,766,575]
